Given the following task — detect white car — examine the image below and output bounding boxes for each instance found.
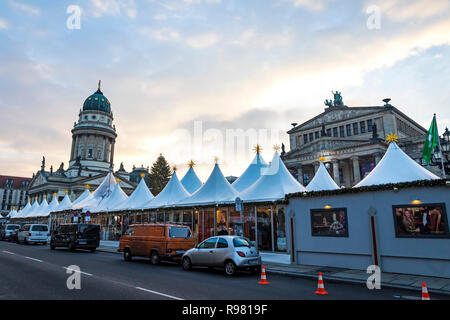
[18,224,49,245]
[0,224,21,240]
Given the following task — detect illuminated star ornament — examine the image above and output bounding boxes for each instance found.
[140,173,146,178]
[172,165,177,171]
[253,144,262,154]
[386,133,398,143]
[116,179,120,183]
[188,160,195,168]
[85,184,90,189]
[273,145,281,152]
[319,156,325,162]
[214,156,219,163]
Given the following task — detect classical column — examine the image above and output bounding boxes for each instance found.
[374,153,382,165]
[110,139,115,167]
[313,161,320,173]
[297,166,303,185]
[70,137,76,161]
[332,159,340,184]
[352,156,361,184]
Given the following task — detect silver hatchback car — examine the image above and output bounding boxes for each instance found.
[182,236,262,276]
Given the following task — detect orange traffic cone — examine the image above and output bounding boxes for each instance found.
[315,272,328,295]
[258,265,269,285]
[422,282,430,300]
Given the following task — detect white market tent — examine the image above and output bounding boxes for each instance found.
[71,188,92,207]
[15,201,31,218]
[71,172,117,212]
[180,165,203,194]
[33,198,48,217]
[6,208,17,219]
[306,161,340,192]
[54,194,73,212]
[114,177,154,211]
[23,199,40,218]
[240,151,307,202]
[177,163,240,206]
[144,171,190,208]
[232,150,268,192]
[93,182,128,213]
[41,195,59,217]
[354,141,440,188]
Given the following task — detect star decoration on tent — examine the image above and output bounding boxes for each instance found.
[140,173,146,178]
[319,156,325,162]
[386,133,398,143]
[172,165,177,171]
[65,190,68,194]
[53,193,57,196]
[116,179,121,183]
[188,160,196,168]
[253,144,262,154]
[85,184,90,189]
[273,145,281,151]
[214,156,219,163]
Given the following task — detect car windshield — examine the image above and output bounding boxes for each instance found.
[79,224,99,234]
[6,225,19,230]
[31,225,48,232]
[233,237,251,248]
[169,226,191,238]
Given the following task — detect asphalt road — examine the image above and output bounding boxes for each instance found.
[0,241,448,300]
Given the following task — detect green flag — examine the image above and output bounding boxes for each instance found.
[422,114,439,165]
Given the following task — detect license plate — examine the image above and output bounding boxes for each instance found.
[36,233,42,236]
[78,240,87,244]
[175,250,185,254]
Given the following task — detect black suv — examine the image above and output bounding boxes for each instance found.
[50,224,100,252]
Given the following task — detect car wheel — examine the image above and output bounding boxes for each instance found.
[225,260,237,276]
[50,242,55,250]
[68,242,76,252]
[90,248,96,253]
[124,248,132,261]
[182,257,192,271]
[150,251,160,265]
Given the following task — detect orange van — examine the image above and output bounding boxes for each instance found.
[118,224,195,264]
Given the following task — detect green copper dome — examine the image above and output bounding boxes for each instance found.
[83,82,111,113]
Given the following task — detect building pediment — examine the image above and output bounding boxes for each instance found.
[289,107,384,133]
[29,172,48,189]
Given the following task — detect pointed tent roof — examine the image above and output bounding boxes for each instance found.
[34,198,49,217]
[24,199,40,218]
[115,177,154,211]
[177,163,240,206]
[71,171,117,211]
[232,151,268,192]
[6,208,17,218]
[71,188,92,207]
[43,195,60,217]
[241,151,307,202]
[94,182,128,212]
[306,162,340,192]
[55,194,73,212]
[181,166,203,194]
[144,171,190,208]
[16,201,31,218]
[354,142,440,188]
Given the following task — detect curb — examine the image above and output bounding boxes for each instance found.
[266,269,450,296]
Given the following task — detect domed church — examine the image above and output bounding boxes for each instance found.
[27,82,137,203]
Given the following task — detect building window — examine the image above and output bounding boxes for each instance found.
[339,126,345,137]
[326,128,331,137]
[333,127,338,137]
[92,115,96,120]
[360,121,366,133]
[303,134,308,144]
[367,119,373,132]
[309,132,314,142]
[87,149,93,158]
[353,123,359,135]
[346,124,352,136]
[315,131,319,139]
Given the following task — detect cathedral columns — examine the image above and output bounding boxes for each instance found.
[331,159,340,185]
[374,153,382,165]
[352,156,361,184]
[110,140,115,167]
[296,166,303,185]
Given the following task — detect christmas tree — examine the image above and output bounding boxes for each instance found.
[148,154,172,196]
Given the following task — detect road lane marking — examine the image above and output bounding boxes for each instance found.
[135,286,184,300]
[63,267,93,276]
[25,257,43,263]
[2,250,15,255]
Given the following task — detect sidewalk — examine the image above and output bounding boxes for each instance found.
[98,242,450,295]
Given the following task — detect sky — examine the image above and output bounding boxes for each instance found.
[0,0,449,181]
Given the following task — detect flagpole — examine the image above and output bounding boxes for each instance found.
[435,115,447,178]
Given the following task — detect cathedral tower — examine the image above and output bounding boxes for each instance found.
[67,81,117,175]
